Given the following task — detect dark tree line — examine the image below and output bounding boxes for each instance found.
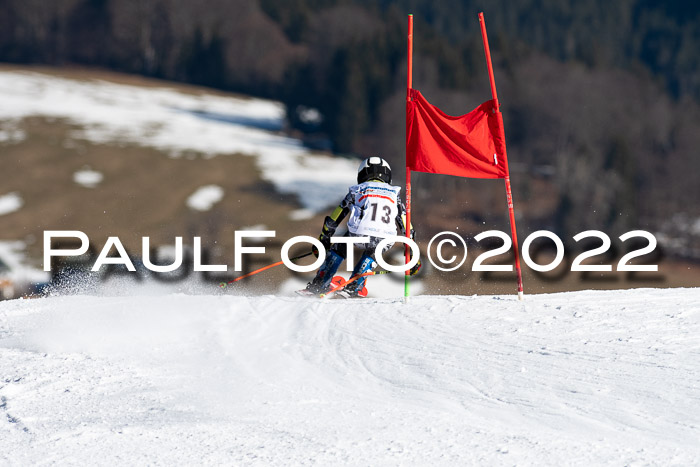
[2,0,698,150]
[1,0,699,252]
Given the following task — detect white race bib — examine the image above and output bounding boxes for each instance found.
[346,182,401,238]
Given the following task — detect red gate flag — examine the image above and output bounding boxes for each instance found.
[406,88,507,179]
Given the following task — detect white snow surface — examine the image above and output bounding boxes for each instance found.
[0,125,24,143]
[0,241,50,297]
[186,184,224,211]
[72,168,104,188]
[0,192,23,216]
[0,241,44,278]
[1,288,699,465]
[0,70,357,213]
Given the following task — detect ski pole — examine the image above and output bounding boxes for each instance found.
[219,251,314,288]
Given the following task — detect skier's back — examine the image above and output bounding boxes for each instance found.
[303,156,419,297]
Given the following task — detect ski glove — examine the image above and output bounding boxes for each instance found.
[313,233,332,258]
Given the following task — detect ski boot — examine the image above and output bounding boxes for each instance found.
[336,253,374,299]
[299,250,344,296]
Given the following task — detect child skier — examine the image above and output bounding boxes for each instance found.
[301,156,420,298]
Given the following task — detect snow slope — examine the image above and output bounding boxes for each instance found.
[1,288,698,465]
[0,70,357,215]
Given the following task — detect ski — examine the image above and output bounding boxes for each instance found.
[295,275,355,298]
[321,274,370,299]
[296,270,392,298]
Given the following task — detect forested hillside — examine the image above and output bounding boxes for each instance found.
[1,0,699,255]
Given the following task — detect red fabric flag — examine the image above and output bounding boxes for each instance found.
[406,89,507,179]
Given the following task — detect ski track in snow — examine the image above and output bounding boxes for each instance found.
[0,288,699,465]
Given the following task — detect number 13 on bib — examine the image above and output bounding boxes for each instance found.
[347,182,401,238]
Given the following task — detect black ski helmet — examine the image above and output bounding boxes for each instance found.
[357,156,392,184]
